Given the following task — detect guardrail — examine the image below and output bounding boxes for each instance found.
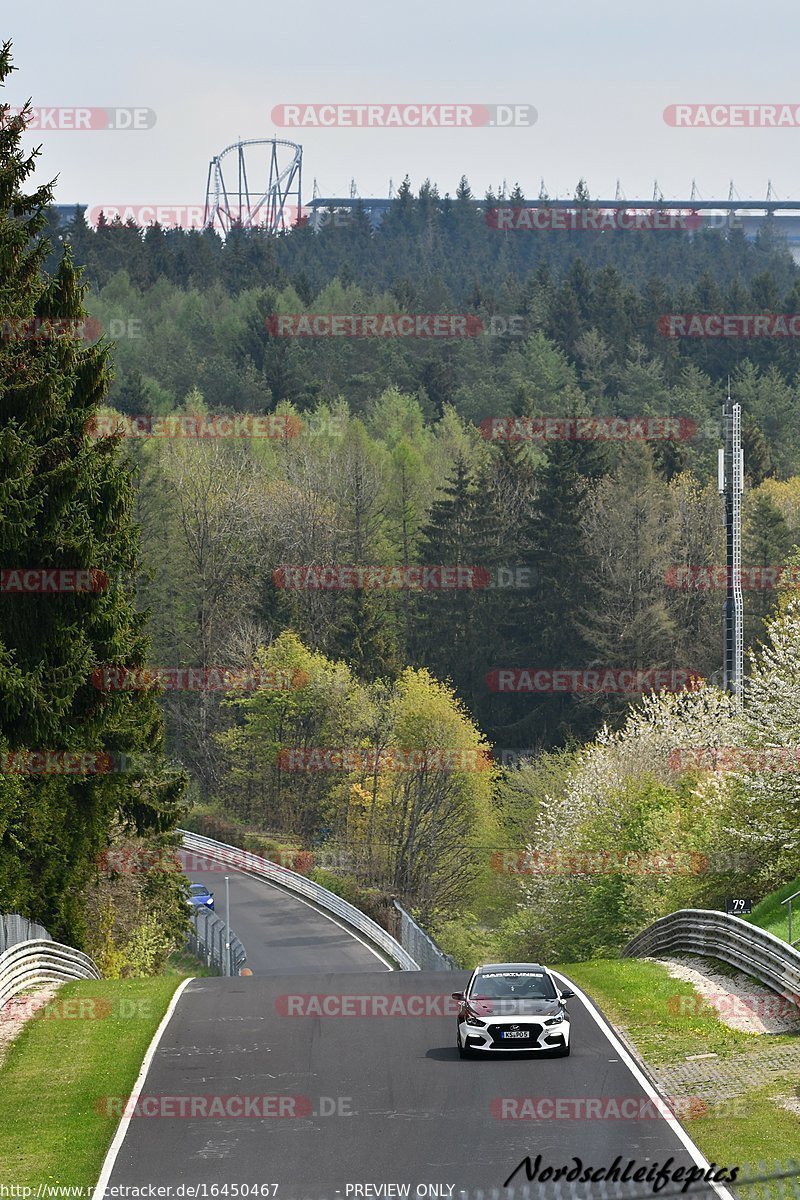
[0,939,102,1008]
[624,908,800,1002]
[179,829,420,970]
[392,902,455,971]
[188,906,247,976]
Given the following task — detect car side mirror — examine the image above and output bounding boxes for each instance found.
[451,992,464,1001]
[560,988,575,999]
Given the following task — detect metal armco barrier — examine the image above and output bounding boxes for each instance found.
[393,901,456,971]
[624,908,800,1002]
[0,939,102,1008]
[188,906,247,976]
[0,911,50,954]
[179,829,420,970]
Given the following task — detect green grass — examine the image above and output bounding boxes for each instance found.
[0,976,182,1186]
[746,875,800,944]
[683,1084,800,1165]
[164,947,215,977]
[556,957,800,1166]
[555,958,776,1064]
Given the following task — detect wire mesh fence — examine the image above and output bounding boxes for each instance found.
[187,906,247,975]
[460,1160,800,1199]
[392,901,456,971]
[0,912,50,954]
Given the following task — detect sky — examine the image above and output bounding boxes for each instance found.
[4,0,800,217]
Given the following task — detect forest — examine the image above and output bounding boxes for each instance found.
[5,99,800,964]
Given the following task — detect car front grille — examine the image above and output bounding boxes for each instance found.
[487,1023,541,1048]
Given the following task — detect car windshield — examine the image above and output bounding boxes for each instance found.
[471,972,557,1000]
[190,885,208,896]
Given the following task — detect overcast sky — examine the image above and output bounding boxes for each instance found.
[5,0,800,215]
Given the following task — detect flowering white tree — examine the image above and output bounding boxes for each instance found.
[737,595,800,856]
[512,686,743,959]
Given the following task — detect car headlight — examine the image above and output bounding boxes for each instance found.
[544,1012,566,1025]
[464,1006,485,1027]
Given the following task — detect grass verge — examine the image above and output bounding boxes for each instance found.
[0,976,182,1186]
[165,947,215,977]
[556,957,800,1167]
[683,1085,800,1164]
[747,875,800,943]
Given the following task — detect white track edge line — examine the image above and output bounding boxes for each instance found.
[94,975,194,1198]
[552,971,738,1200]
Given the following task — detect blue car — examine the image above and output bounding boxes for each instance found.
[188,883,215,911]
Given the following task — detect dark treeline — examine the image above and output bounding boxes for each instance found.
[46,185,800,481]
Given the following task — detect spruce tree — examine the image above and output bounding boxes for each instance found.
[0,44,184,940]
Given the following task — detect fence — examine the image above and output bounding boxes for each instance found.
[459,1162,800,1199]
[179,830,420,970]
[393,901,456,971]
[0,939,102,1009]
[624,908,800,1004]
[188,906,247,976]
[0,911,50,954]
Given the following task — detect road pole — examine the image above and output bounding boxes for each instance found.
[225,875,231,976]
[719,388,744,704]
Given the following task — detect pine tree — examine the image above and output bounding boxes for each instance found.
[0,44,185,940]
[516,439,607,746]
[414,457,501,717]
[743,490,793,647]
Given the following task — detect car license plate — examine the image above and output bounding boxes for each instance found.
[501,1030,529,1039]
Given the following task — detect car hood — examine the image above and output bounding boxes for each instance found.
[467,997,563,1018]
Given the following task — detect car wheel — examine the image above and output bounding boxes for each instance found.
[457,1030,472,1059]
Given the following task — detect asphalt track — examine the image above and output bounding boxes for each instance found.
[182,855,388,974]
[98,861,734,1199]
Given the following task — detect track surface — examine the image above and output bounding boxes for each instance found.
[101,861,725,1198]
[183,855,386,974]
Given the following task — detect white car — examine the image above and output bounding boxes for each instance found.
[453,962,574,1057]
